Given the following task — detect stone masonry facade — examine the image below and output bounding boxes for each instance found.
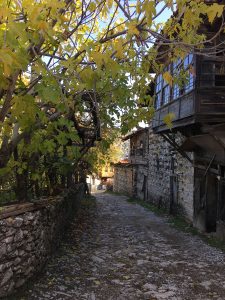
[114,127,194,223]
[0,184,84,298]
[147,129,194,222]
[113,164,134,197]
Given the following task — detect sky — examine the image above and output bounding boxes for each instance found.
[155,1,173,23]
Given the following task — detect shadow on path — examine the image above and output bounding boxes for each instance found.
[8,193,225,300]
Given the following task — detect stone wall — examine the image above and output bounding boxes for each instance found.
[114,127,194,222]
[135,165,148,200]
[113,164,133,196]
[147,129,194,222]
[0,185,84,298]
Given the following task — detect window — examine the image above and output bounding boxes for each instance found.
[215,62,225,87]
[155,93,161,109]
[200,61,225,87]
[162,66,171,105]
[185,72,194,92]
[155,74,163,109]
[154,54,195,109]
[184,54,194,92]
[172,58,182,99]
[200,64,214,87]
[173,84,180,99]
[173,54,195,97]
[162,85,170,104]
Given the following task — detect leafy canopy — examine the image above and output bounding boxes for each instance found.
[0,0,223,197]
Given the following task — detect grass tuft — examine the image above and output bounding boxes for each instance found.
[127,197,167,216]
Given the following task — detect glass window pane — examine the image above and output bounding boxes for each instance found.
[184,55,189,68]
[163,78,167,87]
[156,75,160,84]
[185,72,194,92]
[162,85,170,104]
[155,93,161,109]
[156,75,163,92]
[173,84,180,99]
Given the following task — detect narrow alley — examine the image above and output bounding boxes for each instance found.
[12,193,225,300]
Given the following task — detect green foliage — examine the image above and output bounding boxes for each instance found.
[0,0,223,201]
[127,197,167,216]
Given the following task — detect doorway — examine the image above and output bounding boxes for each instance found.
[194,169,218,232]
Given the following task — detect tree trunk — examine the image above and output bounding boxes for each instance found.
[14,147,28,202]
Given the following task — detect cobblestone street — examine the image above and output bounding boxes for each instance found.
[11,193,225,300]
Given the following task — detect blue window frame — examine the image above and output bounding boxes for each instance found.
[173,84,180,99]
[162,85,170,105]
[154,54,195,109]
[155,74,163,109]
[184,54,194,92]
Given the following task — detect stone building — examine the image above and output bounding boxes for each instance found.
[115,6,225,237]
[114,53,225,237]
[115,3,225,237]
[113,162,133,196]
[114,128,148,199]
[99,164,114,190]
[113,127,194,223]
[146,129,194,221]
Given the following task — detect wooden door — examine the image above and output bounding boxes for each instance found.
[170,175,178,214]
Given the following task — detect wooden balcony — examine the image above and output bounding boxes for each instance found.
[152,54,225,133]
[152,90,195,132]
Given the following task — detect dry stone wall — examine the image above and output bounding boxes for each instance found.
[0,185,84,298]
[113,165,134,196]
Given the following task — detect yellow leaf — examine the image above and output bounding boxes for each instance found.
[89,2,96,12]
[3,63,11,77]
[167,0,173,9]
[127,22,139,35]
[59,15,69,23]
[38,21,48,31]
[30,6,42,23]
[163,113,175,129]
[0,49,14,77]
[142,0,156,25]
[91,51,104,68]
[206,4,224,23]
[136,1,141,14]
[107,0,113,9]
[163,71,173,86]
[189,65,196,76]
[108,60,120,78]
[0,7,10,20]
[114,39,124,59]
[91,51,112,68]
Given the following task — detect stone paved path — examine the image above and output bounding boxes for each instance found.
[11,193,225,300]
